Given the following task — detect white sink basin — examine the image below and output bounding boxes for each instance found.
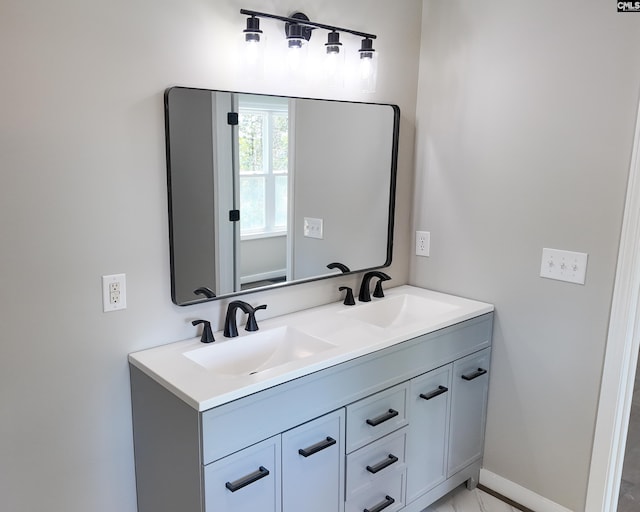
[183,326,336,377]
[340,293,459,328]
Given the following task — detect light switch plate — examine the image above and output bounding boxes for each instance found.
[303,217,323,239]
[540,248,588,285]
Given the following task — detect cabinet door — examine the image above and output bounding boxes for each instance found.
[204,435,281,512]
[406,364,452,501]
[282,409,345,512]
[447,348,491,477]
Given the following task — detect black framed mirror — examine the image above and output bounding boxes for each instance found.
[165,87,399,305]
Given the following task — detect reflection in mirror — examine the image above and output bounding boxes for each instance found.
[165,87,399,305]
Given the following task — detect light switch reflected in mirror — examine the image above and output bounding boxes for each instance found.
[165,87,399,305]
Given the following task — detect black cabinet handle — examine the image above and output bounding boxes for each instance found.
[461,368,487,381]
[366,408,399,427]
[225,466,269,492]
[366,454,399,474]
[364,495,395,512]
[419,385,449,400]
[298,436,337,457]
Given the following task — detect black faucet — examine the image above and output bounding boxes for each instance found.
[223,300,268,338]
[358,271,391,302]
[193,286,216,299]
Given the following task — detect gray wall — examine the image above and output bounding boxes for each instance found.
[0,1,419,511]
[292,100,395,279]
[240,236,286,282]
[166,88,217,303]
[412,1,640,510]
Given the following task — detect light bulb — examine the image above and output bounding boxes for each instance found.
[358,38,378,93]
[242,16,264,75]
[324,31,344,88]
[286,24,308,73]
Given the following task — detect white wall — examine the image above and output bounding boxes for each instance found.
[0,1,420,511]
[240,235,286,282]
[413,1,640,510]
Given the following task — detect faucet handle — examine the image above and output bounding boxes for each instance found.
[192,319,215,343]
[339,286,355,306]
[373,273,391,298]
[245,304,267,332]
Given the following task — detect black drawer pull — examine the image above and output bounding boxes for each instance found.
[461,368,487,381]
[419,385,449,400]
[225,466,269,492]
[364,495,395,512]
[366,408,399,427]
[366,454,399,474]
[298,436,337,457]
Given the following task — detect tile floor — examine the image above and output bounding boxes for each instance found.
[424,486,521,512]
[618,356,640,512]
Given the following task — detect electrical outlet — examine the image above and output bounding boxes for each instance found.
[540,248,588,285]
[102,274,127,312]
[416,231,430,257]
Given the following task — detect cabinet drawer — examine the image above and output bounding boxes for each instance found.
[203,436,281,512]
[346,428,406,498]
[346,383,408,453]
[345,470,405,512]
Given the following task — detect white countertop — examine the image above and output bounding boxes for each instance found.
[129,285,493,411]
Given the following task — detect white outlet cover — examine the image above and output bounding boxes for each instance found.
[540,248,588,285]
[416,231,430,257]
[102,273,127,312]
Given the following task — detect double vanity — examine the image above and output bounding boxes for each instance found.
[129,285,494,512]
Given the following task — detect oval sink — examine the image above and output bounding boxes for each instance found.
[340,293,459,328]
[183,326,336,377]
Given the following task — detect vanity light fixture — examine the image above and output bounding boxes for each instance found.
[240,8,378,91]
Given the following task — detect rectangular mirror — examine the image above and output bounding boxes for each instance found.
[165,87,399,305]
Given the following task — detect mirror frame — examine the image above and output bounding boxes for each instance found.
[165,87,400,305]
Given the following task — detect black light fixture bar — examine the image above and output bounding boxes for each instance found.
[240,8,377,40]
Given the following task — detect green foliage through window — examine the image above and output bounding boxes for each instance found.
[238,101,288,237]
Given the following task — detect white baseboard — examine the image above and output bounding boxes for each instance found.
[240,269,286,285]
[480,469,574,512]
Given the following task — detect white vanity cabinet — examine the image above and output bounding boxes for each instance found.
[130,312,493,512]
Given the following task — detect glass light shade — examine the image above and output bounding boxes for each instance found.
[324,32,344,88]
[287,39,307,73]
[242,17,265,76]
[359,39,378,93]
[286,23,310,74]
